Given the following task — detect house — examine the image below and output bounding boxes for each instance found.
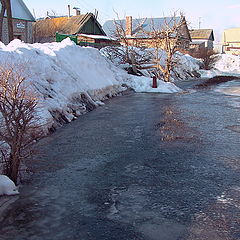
[103,16,192,50]
[0,0,35,44]
[189,29,214,51]
[33,13,106,43]
[222,28,240,55]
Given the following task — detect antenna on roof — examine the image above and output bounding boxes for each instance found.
[33,8,36,19]
[198,17,202,29]
[94,9,98,19]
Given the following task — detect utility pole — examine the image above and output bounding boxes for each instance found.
[0,0,6,41]
[5,0,13,42]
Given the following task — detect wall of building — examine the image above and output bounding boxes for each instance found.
[1,17,33,44]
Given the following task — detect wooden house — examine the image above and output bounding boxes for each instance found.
[0,0,35,44]
[33,13,106,43]
[189,29,214,51]
[222,28,240,55]
[103,16,191,50]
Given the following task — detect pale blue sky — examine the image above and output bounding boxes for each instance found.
[24,0,240,42]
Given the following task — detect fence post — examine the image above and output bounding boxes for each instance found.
[152,76,157,88]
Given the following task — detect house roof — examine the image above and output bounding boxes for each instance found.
[103,16,183,37]
[222,28,240,43]
[190,29,214,41]
[1,0,35,21]
[34,13,106,38]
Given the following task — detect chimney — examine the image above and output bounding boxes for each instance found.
[126,16,132,36]
[73,7,81,16]
[68,5,71,18]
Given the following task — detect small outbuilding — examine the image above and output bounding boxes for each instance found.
[0,0,35,44]
[189,29,214,51]
[34,13,106,43]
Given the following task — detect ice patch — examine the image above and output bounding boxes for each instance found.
[215,80,240,96]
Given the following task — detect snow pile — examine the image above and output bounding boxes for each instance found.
[172,52,201,80]
[0,39,182,129]
[101,46,201,81]
[0,175,19,196]
[214,54,240,74]
[200,54,240,78]
[128,76,181,93]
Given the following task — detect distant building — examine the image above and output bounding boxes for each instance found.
[0,0,35,44]
[103,16,191,50]
[33,13,106,43]
[189,29,214,51]
[222,28,240,55]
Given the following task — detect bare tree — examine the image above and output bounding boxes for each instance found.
[103,14,152,75]
[0,0,6,42]
[191,48,219,70]
[146,13,190,82]
[0,64,44,183]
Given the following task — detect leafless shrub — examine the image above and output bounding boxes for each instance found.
[191,49,219,70]
[0,64,44,183]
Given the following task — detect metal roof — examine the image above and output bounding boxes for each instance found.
[103,16,182,37]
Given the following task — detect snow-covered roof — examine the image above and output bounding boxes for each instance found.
[2,0,35,21]
[79,34,117,41]
[103,17,182,37]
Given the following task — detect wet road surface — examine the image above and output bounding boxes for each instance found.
[0,79,240,240]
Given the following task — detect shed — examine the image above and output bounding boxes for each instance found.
[33,13,106,43]
[189,29,214,50]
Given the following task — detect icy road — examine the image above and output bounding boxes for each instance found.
[0,79,240,240]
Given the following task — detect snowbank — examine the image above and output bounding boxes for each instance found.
[0,175,19,196]
[101,46,201,81]
[215,54,240,74]
[0,39,182,130]
[200,54,240,78]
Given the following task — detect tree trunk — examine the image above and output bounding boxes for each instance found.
[6,145,21,184]
[5,0,13,42]
[0,0,6,42]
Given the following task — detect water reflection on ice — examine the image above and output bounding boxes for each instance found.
[215,80,240,97]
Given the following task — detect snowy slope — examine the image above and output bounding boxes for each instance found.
[0,39,183,130]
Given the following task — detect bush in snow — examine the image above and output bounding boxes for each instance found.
[0,64,44,183]
[191,49,220,70]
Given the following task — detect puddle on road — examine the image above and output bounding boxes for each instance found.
[155,106,199,143]
[226,125,240,133]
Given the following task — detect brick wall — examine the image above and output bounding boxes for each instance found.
[1,17,34,44]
